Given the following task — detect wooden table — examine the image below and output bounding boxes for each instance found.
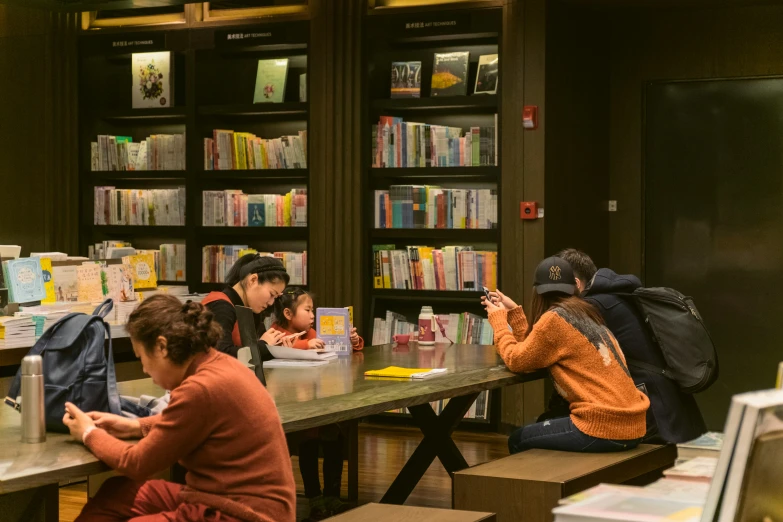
[0,343,544,519]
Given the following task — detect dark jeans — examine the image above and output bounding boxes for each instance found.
[299,428,344,499]
[508,416,641,454]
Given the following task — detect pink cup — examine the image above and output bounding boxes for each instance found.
[393,334,410,345]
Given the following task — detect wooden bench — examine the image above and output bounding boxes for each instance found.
[328,503,496,521]
[453,444,676,522]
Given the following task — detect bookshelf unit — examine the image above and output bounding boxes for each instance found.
[79,20,310,294]
[363,6,503,428]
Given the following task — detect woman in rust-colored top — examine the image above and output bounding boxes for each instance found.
[63,295,296,522]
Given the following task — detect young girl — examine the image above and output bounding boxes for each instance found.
[64,295,296,522]
[483,256,649,455]
[271,287,363,520]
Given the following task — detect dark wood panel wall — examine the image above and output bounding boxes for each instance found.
[0,5,79,256]
[608,3,783,276]
[308,0,364,316]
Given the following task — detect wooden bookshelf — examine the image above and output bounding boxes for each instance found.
[78,21,311,296]
[362,7,502,431]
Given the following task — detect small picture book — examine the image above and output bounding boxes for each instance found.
[53,264,79,302]
[254,58,289,104]
[474,54,498,95]
[247,195,266,227]
[316,307,351,353]
[123,253,157,290]
[390,61,422,98]
[431,52,469,97]
[2,258,47,304]
[39,257,56,303]
[132,52,172,109]
[76,263,104,303]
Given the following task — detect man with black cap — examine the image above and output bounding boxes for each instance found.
[484,256,649,454]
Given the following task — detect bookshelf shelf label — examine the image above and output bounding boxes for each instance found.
[397,13,472,37]
[102,34,166,53]
[215,27,303,49]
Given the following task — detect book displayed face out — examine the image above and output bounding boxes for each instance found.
[391,61,422,98]
[474,54,499,95]
[431,52,469,97]
[254,59,289,104]
[132,52,172,109]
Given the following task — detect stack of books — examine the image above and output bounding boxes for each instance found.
[202,189,307,227]
[371,310,416,345]
[0,316,36,349]
[374,186,498,229]
[205,130,307,170]
[372,116,498,168]
[92,134,186,171]
[138,245,186,282]
[435,313,493,345]
[93,187,186,226]
[372,245,497,292]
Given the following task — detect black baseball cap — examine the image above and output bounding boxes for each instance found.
[534,256,577,295]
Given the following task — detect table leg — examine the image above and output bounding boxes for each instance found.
[380,392,479,505]
[0,482,59,522]
[344,419,359,502]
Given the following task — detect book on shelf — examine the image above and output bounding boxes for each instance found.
[386,391,491,421]
[202,189,307,227]
[204,129,307,170]
[137,244,186,282]
[122,253,158,290]
[370,310,492,346]
[677,432,723,460]
[93,187,186,226]
[132,52,172,109]
[391,61,422,98]
[431,52,469,97]
[2,258,47,304]
[92,134,185,171]
[76,263,104,302]
[253,58,288,104]
[552,489,704,522]
[372,245,497,292]
[372,115,497,168]
[374,186,498,229]
[299,73,307,102]
[39,257,56,304]
[90,241,133,261]
[202,246,307,285]
[474,54,499,95]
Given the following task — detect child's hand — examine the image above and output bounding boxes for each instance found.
[350,327,361,346]
[307,338,325,350]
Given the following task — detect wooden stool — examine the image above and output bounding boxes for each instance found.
[328,503,496,521]
[453,444,676,522]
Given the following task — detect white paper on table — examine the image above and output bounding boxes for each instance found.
[268,345,339,361]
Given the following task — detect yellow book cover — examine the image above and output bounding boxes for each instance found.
[345,306,353,327]
[231,133,240,170]
[260,140,268,169]
[284,193,292,227]
[239,248,258,258]
[123,253,158,290]
[39,257,56,303]
[237,132,255,170]
[364,366,447,379]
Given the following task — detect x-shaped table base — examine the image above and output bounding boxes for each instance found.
[380,392,480,504]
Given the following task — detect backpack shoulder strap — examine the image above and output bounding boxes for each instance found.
[626,357,677,381]
[103,321,121,415]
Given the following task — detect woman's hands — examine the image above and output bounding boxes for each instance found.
[87,411,143,440]
[482,289,518,314]
[260,328,286,346]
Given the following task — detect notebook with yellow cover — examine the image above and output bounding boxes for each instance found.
[364,366,447,379]
[123,253,157,290]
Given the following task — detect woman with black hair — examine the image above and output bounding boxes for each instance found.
[201,254,291,359]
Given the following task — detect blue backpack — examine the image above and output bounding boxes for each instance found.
[4,299,121,433]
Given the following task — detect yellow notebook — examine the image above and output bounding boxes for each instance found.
[364,366,447,379]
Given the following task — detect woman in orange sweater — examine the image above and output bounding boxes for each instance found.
[484,256,649,455]
[271,287,363,520]
[62,295,296,522]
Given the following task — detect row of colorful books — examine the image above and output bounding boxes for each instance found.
[386,390,491,420]
[372,115,498,168]
[91,134,186,171]
[205,130,307,171]
[372,245,497,292]
[374,187,498,229]
[201,245,307,286]
[93,187,186,226]
[202,189,307,227]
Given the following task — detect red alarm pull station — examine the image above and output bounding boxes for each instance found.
[523,106,538,130]
[520,201,538,220]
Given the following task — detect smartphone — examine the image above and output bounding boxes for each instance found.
[482,286,493,301]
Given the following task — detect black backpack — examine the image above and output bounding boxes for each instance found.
[4,299,121,432]
[623,287,718,394]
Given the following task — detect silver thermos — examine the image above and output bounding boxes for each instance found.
[21,355,46,443]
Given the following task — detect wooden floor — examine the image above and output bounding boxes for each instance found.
[59,423,509,522]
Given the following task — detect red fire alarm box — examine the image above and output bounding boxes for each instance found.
[523,106,538,130]
[520,201,538,220]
